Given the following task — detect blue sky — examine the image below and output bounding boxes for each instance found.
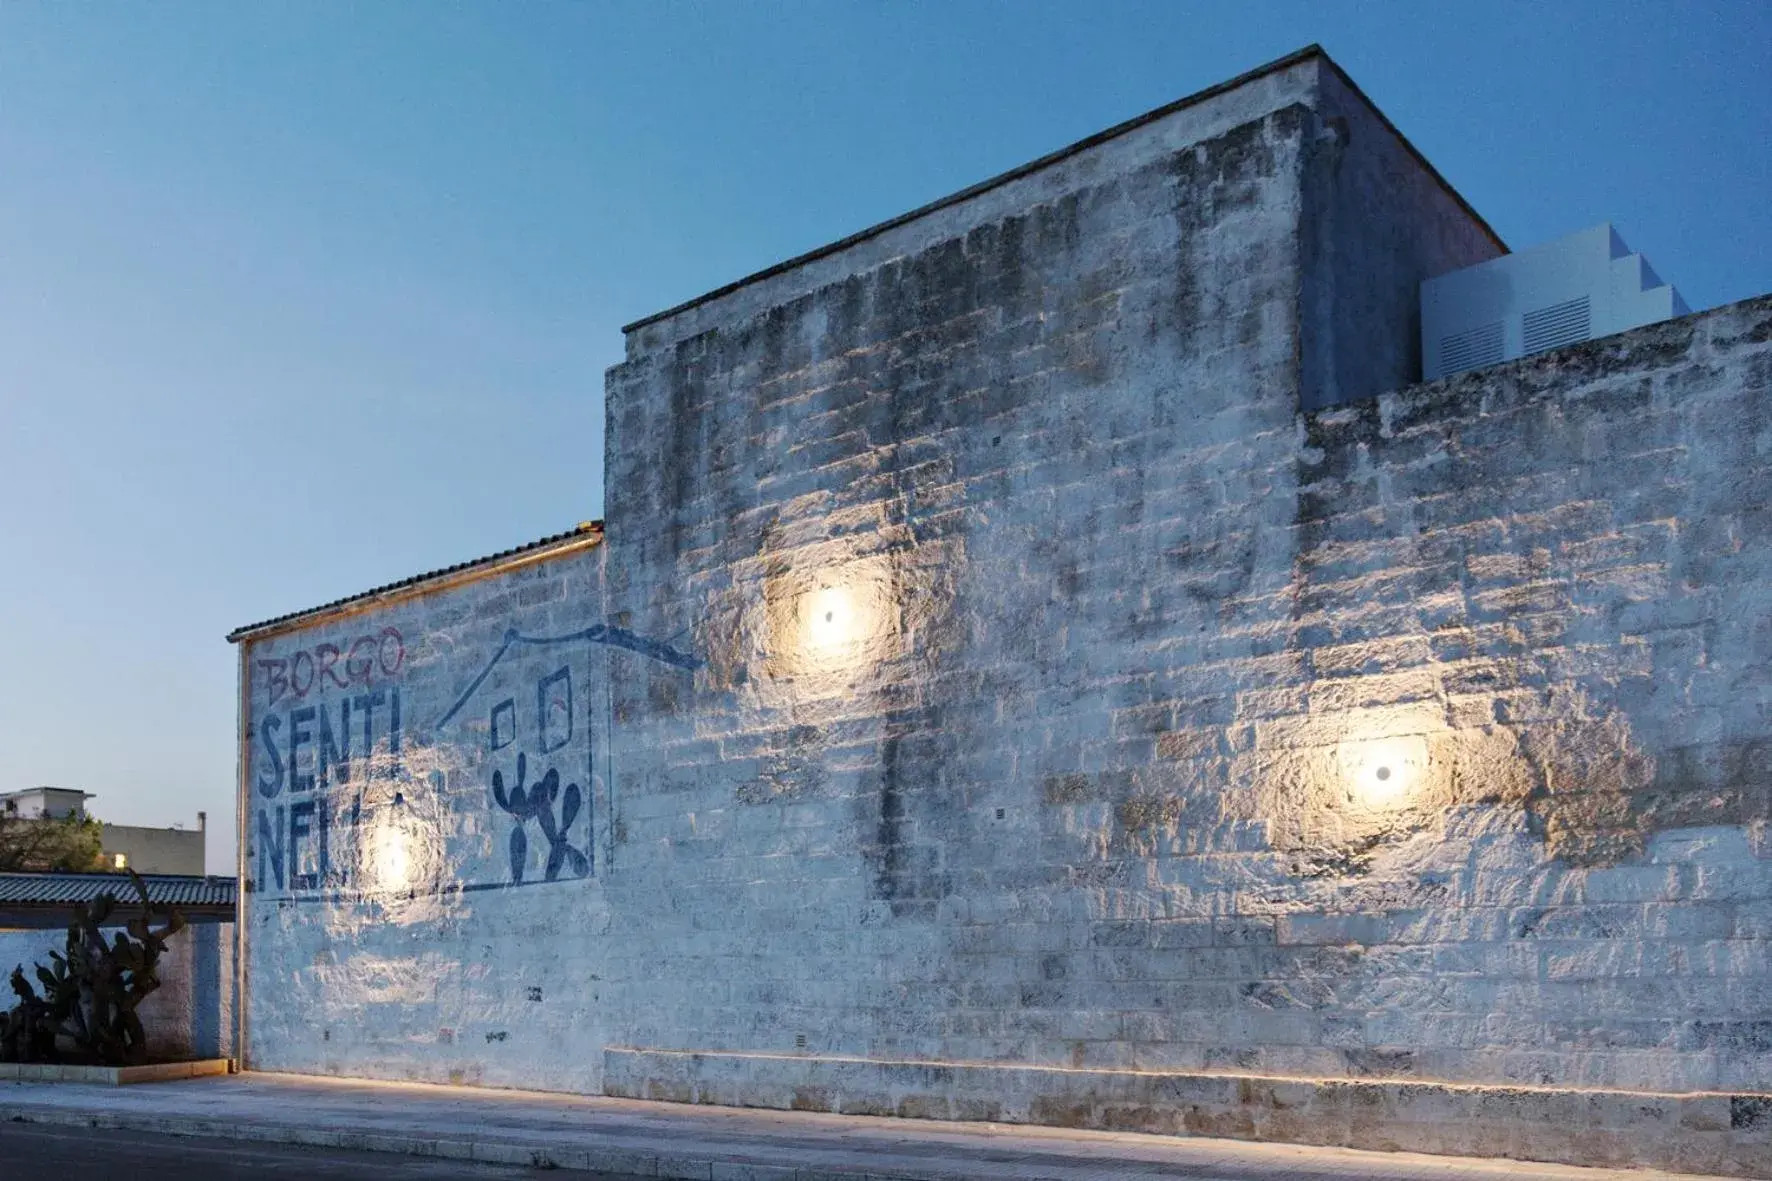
[0,3,1766,872]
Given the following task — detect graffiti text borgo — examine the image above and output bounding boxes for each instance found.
[259,627,406,707]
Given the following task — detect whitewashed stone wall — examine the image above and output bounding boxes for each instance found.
[241,540,694,1090]
[600,51,1517,1087]
[236,45,1772,1174]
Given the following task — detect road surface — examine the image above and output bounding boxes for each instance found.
[0,1121,643,1179]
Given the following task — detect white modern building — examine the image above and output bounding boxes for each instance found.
[1422,222,1690,380]
[0,786,93,820]
[0,787,206,874]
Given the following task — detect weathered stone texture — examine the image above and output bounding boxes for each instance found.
[605,68,1329,1084]
[1299,67,1501,410]
[239,541,631,1093]
[599,300,1772,1121]
[597,48,1772,1168]
[602,1047,1772,1177]
[236,45,1772,1175]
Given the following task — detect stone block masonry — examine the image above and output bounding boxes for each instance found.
[600,291,1772,1176]
[234,45,1772,1175]
[236,532,695,1094]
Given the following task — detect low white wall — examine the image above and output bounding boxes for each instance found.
[0,922,234,1060]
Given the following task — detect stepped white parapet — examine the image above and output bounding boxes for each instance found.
[1422,223,1689,381]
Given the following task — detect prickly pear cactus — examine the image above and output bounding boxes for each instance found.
[0,869,187,1064]
[0,967,56,1062]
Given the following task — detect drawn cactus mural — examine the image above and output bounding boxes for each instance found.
[0,870,187,1065]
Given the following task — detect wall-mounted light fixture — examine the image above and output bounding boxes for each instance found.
[370,818,412,892]
[805,585,860,655]
[323,770,454,929]
[358,786,430,896]
[1336,734,1428,811]
[765,556,895,687]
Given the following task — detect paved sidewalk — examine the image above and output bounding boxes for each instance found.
[0,1071,1735,1180]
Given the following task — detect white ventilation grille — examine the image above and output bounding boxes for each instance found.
[1522,296,1591,356]
[1439,322,1505,377]
[1420,224,1687,383]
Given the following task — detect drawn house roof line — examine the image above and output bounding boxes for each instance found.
[436,625,701,730]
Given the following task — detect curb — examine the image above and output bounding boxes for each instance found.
[0,1059,233,1086]
[4,1105,936,1181]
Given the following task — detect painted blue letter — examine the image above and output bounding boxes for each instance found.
[288,706,316,793]
[257,714,285,799]
[289,800,316,889]
[319,699,351,786]
[256,806,286,891]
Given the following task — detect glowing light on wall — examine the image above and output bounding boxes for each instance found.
[371,822,413,892]
[805,585,861,655]
[324,769,455,933]
[1337,735,1428,810]
[361,787,432,897]
[765,557,895,687]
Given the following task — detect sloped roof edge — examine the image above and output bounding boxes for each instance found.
[227,522,602,644]
[0,871,237,909]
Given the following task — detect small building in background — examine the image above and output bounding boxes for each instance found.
[1421,222,1690,380]
[101,813,207,875]
[0,787,207,874]
[0,786,93,820]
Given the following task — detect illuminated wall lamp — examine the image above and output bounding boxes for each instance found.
[1338,735,1427,810]
[373,826,411,890]
[369,794,418,892]
[806,585,857,653]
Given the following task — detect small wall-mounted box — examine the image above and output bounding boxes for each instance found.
[1421,223,1689,382]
